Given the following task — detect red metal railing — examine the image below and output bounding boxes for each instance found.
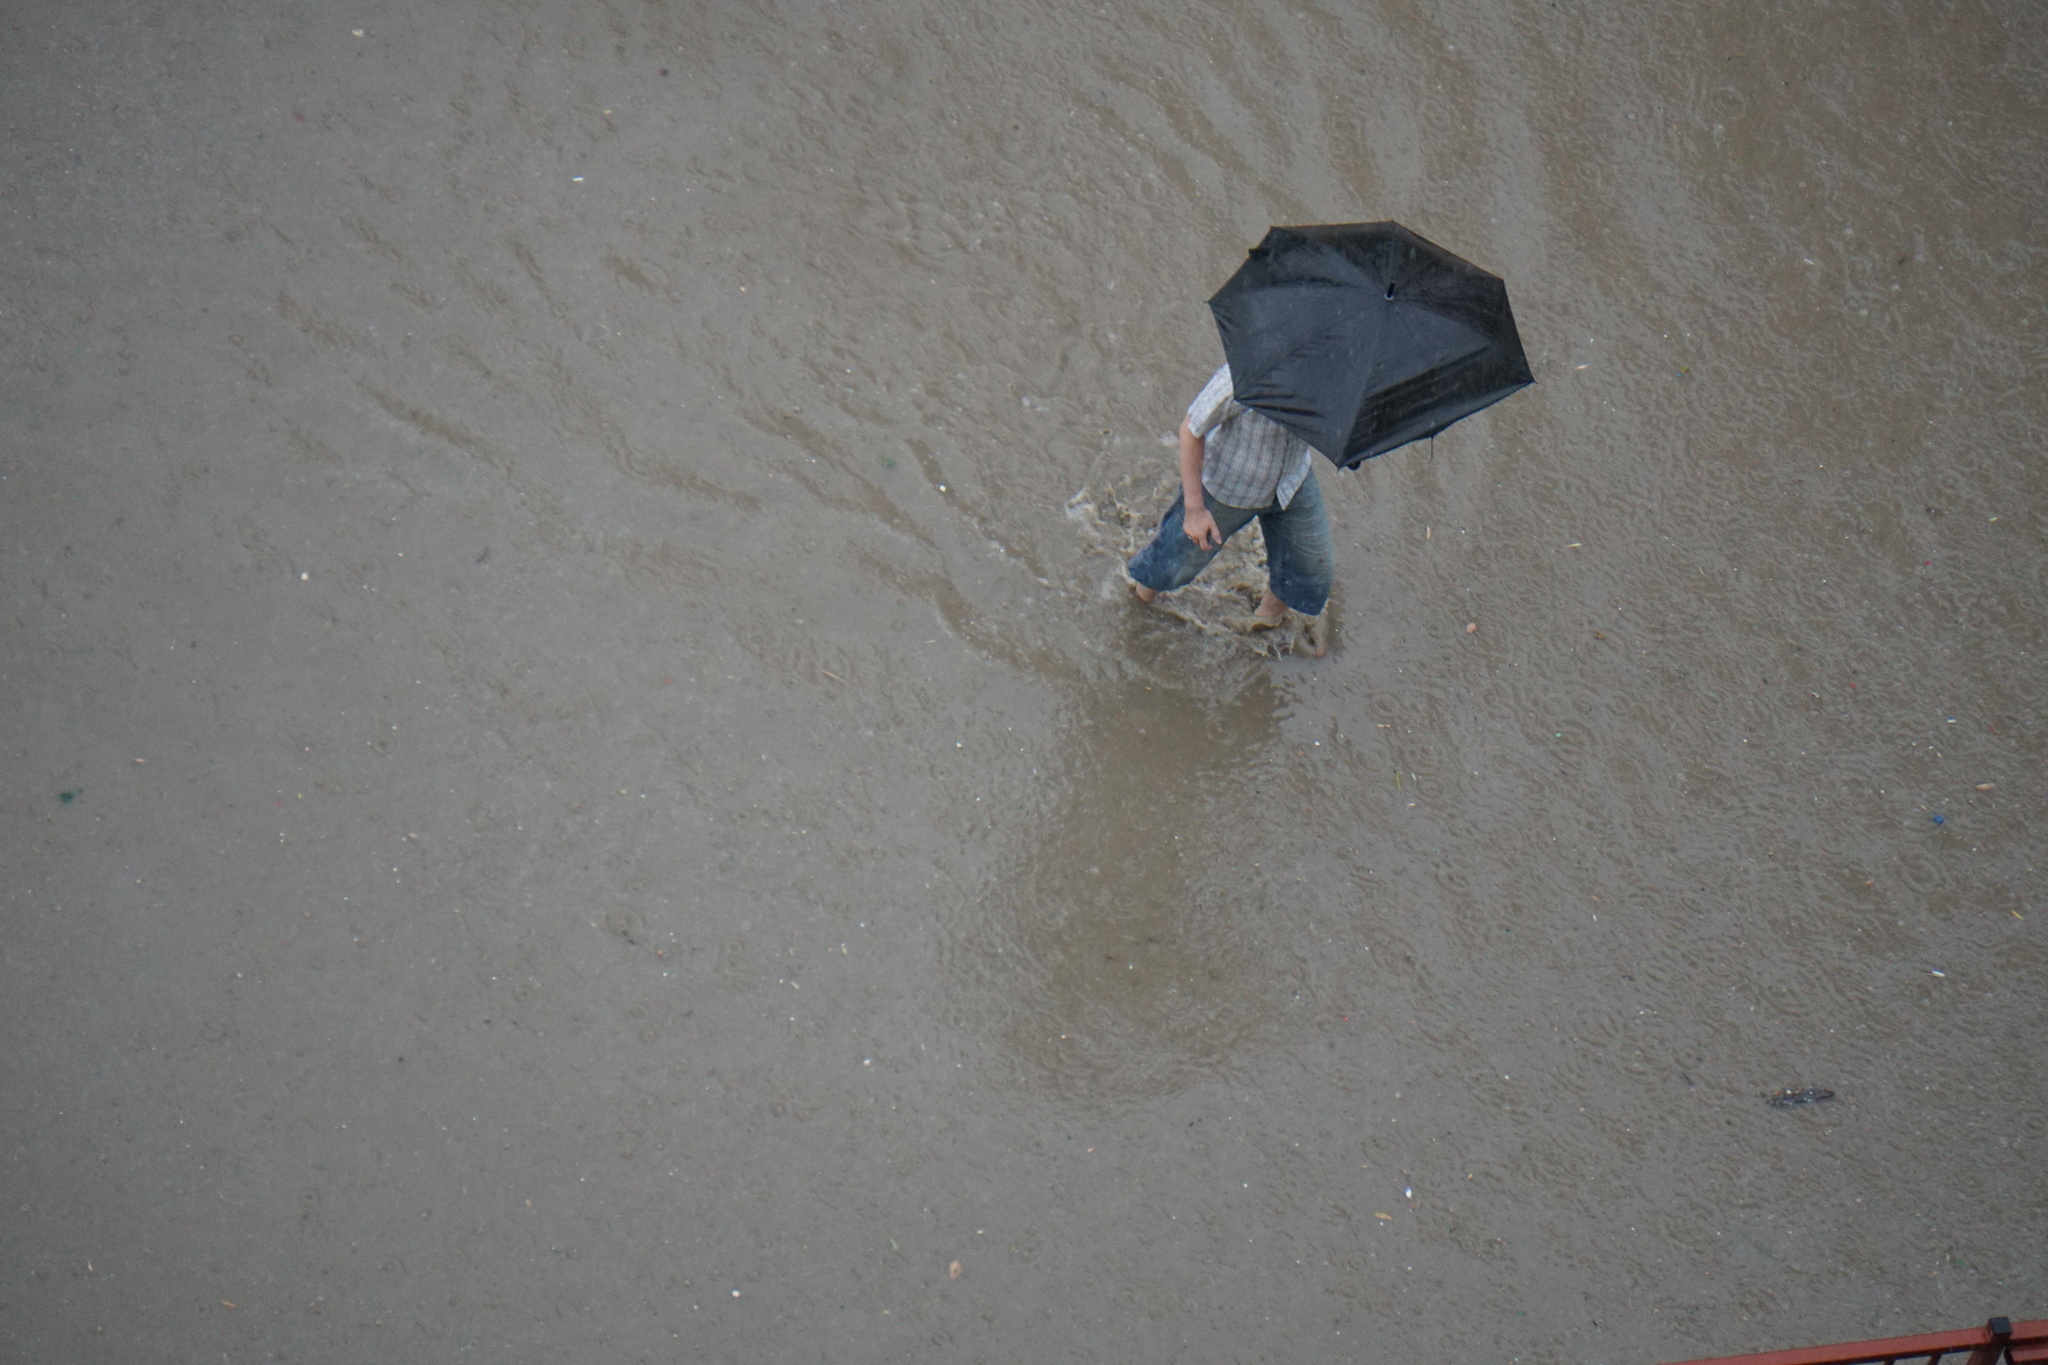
[1659,1317,2047,1365]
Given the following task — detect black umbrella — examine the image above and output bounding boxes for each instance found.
[1207,222,1532,468]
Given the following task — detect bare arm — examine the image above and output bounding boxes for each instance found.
[1178,417,1221,549]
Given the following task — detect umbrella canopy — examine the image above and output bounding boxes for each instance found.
[1207,222,1532,468]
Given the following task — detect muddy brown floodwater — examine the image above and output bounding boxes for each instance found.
[3,2,2043,1361]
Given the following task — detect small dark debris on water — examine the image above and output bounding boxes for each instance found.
[58,789,81,804]
[1766,1087,1834,1108]
[474,547,490,565]
[1930,813,1945,826]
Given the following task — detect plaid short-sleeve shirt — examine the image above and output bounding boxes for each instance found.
[1187,363,1316,511]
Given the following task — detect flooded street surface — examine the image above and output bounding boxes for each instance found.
[4,2,2043,1360]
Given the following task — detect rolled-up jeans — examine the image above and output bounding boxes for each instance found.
[1126,469,1334,616]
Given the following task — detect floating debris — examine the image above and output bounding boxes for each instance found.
[1766,1087,1835,1108]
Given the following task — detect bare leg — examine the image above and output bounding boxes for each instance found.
[1256,588,1329,657]
[1131,581,1158,604]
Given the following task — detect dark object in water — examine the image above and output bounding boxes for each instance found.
[1766,1087,1835,1108]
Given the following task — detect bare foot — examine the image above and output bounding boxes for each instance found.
[1246,591,1290,632]
[1299,613,1330,658]
[1130,580,1157,604]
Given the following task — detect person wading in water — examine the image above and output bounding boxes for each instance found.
[1127,362,1334,657]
